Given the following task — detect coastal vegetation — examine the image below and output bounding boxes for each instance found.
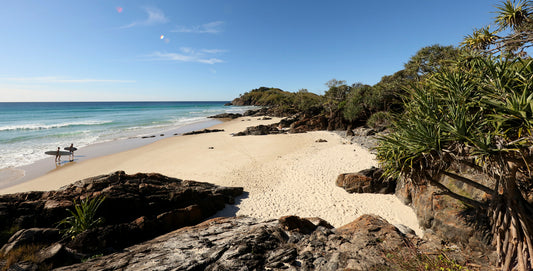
[376,1,533,270]
[376,54,533,271]
[228,2,533,269]
[57,195,105,238]
[231,44,460,129]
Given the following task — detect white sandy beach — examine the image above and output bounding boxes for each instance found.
[0,117,423,235]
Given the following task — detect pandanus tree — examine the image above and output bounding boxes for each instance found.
[376,55,533,270]
[462,0,533,56]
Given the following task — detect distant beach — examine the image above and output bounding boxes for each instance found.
[0,102,255,189]
[0,116,423,236]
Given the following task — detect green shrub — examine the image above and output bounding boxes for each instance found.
[57,195,105,238]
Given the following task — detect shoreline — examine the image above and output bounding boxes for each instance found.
[0,118,223,190]
[0,116,423,236]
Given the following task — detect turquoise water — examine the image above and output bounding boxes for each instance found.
[0,102,251,170]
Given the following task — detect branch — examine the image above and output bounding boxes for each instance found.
[485,33,533,55]
[456,158,505,187]
[442,171,494,195]
[427,176,484,209]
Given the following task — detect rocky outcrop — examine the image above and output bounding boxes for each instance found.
[0,171,243,269]
[182,128,224,135]
[55,214,491,271]
[336,166,396,194]
[395,171,497,263]
[289,114,328,133]
[208,113,243,119]
[233,124,286,136]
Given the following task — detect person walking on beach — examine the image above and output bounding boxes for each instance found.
[68,143,75,162]
[55,147,61,164]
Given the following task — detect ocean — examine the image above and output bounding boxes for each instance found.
[0,101,253,172]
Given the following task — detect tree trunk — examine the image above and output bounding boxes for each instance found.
[491,176,533,271]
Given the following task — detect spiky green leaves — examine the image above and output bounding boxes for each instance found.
[376,55,533,178]
[494,0,531,31]
[57,195,106,238]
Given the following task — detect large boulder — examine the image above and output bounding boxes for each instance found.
[289,114,328,133]
[395,170,497,264]
[233,124,284,136]
[336,166,396,194]
[55,214,492,270]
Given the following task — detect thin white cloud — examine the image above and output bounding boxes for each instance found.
[120,7,169,29]
[1,76,136,83]
[146,47,225,64]
[172,21,224,33]
[200,49,227,54]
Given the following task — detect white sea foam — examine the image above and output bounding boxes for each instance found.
[0,120,113,131]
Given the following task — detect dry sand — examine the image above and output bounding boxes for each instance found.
[0,117,423,235]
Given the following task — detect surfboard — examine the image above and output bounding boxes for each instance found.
[45,151,71,156]
[64,146,78,151]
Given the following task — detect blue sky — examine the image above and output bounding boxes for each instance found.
[0,0,501,102]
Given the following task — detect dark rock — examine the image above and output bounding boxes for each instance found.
[182,129,224,135]
[234,124,284,136]
[336,166,396,194]
[346,128,355,137]
[224,102,232,106]
[396,172,497,261]
[243,108,268,116]
[208,113,242,119]
[36,243,81,267]
[304,217,334,229]
[315,139,327,143]
[141,135,155,138]
[289,114,328,133]
[278,116,298,128]
[1,228,60,255]
[55,215,493,271]
[279,216,317,234]
[0,171,243,268]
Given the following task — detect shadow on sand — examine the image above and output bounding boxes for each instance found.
[208,191,250,219]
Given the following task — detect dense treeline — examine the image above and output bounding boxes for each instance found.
[231,44,461,129]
